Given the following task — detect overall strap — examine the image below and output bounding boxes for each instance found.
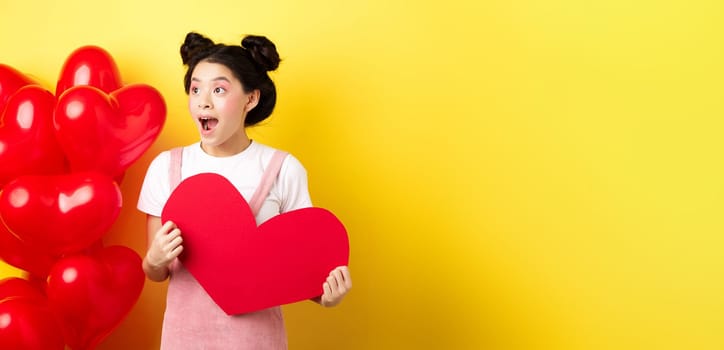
[168,147,184,191]
[248,150,288,216]
[168,147,288,217]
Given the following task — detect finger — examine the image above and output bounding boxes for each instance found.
[321,282,333,306]
[159,220,176,234]
[155,224,173,240]
[339,266,352,289]
[326,274,339,292]
[169,245,184,259]
[165,228,181,240]
[332,269,347,290]
[167,228,182,238]
[160,229,182,245]
[333,270,350,294]
[168,236,183,250]
[162,239,183,260]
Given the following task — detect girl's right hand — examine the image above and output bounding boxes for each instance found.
[145,220,184,269]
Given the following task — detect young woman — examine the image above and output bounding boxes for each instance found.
[137,32,351,349]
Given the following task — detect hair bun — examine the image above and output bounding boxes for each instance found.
[241,35,281,72]
[180,32,215,65]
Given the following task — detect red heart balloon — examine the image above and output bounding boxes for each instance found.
[0,85,68,188]
[0,218,56,277]
[55,46,122,97]
[0,278,64,350]
[54,84,166,179]
[0,64,37,114]
[0,172,122,255]
[46,246,144,350]
[162,173,349,315]
[0,277,45,301]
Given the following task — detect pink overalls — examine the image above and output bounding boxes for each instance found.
[160,148,289,350]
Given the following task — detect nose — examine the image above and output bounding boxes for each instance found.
[197,94,213,109]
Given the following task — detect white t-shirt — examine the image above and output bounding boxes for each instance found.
[137,140,312,223]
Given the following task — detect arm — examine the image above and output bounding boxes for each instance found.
[142,215,184,282]
[312,266,352,307]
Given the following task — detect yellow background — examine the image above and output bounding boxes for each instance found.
[1,0,724,349]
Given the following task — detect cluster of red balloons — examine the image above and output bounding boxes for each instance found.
[0,46,166,349]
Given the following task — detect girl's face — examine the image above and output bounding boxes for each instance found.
[188,60,258,156]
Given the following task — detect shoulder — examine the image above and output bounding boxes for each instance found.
[249,141,282,159]
[253,141,308,179]
[145,149,172,174]
[281,153,307,176]
[262,142,307,169]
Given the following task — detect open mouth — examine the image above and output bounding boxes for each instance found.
[199,117,219,131]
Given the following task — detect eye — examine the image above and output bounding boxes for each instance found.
[190,86,199,94]
[214,87,227,94]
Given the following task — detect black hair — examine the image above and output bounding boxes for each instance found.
[180,32,281,126]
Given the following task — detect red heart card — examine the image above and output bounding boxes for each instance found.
[161,173,349,315]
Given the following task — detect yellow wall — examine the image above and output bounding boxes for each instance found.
[2,0,724,349]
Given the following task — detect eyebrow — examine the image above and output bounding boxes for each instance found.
[190,76,231,83]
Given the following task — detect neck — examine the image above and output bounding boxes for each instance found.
[201,136,252,157]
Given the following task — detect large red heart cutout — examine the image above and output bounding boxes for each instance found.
[0,172,122,256]
[55,45,122,97]
[53,84,166,179]
[0,85,68,188]
[161,173,349,315]
[46,246,144,350]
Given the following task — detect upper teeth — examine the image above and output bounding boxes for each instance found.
[201,118,211,130]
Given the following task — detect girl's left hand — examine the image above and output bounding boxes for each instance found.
[320,266,352,307]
